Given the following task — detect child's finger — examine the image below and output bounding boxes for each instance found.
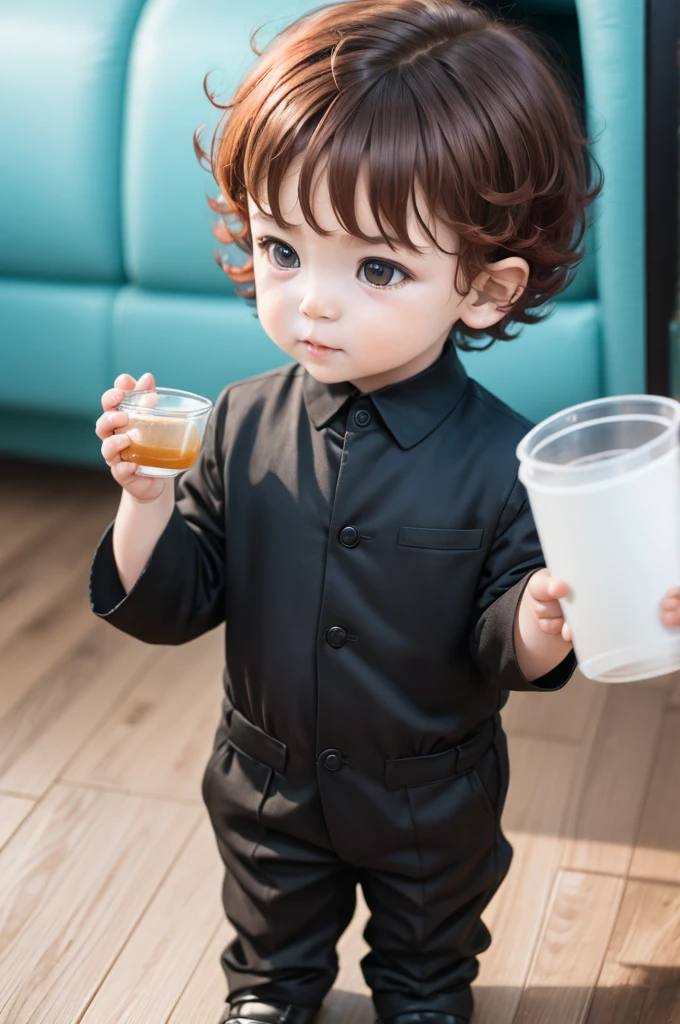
[95,409,129,440]
[661,606,680,627]
[110,461,140,485]
[537,616,565,634]
[532,599,564,619]
[529,570,569,603]
[134,372,156,391]
[101,433,131,465]
[114,373,138,392]
[545,577,570,599]
[101,387,126,413]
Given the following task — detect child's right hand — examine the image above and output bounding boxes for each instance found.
[96,372,166,503]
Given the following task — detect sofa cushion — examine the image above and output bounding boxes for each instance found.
[0,279,115,417]
[122,0,317,295]
[0,0,147,282]
[458,300,602,424]
[111,286,292,400]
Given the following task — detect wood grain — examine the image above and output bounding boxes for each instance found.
[670,676,680,708]
[501,670,605,743]
[629,709,680,884]
[560,683,667,876]
[0,621,155,796]
[0,784,199,1024]
[474,737,580,1024]
[80,818,225,1024]
[0,574,103,719]
[587,878,680,1023]
[0,793,34,849]
[166,923,234,1024]
[513,870,624,1024]
[0,494,114,650]
[63,629,224,801]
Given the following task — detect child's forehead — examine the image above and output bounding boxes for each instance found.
[247,163,453,255]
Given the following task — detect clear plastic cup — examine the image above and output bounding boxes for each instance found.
[114,387,213,478]
[516,395,680,683]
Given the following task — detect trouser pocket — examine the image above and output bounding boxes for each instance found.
[202,705,288,838]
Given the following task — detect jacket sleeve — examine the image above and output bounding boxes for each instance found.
[469,473,577,691]
[89,388,228,645]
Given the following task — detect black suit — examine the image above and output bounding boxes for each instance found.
[90,341,575,1021]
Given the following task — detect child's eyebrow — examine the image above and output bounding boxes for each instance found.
[250,211,431,256]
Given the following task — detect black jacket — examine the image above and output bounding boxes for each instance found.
[90,341,576,782]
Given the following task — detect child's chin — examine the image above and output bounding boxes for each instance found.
[300,361,350,384]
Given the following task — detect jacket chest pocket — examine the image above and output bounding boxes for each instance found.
[397,527,484,551]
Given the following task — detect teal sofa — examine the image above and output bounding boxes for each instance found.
[0,0,645,468]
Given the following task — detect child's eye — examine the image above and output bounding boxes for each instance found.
[256,237,300,270]
[358,260,408,289]
[255,237,409,288]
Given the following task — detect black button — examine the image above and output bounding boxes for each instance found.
[339,526,360,548]
[322,749,342,771]
[354,408,371,427]
[326,626,347,648]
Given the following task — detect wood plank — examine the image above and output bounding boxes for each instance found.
[0,620,156,796]
[0,793,34,849]
[63,629,225,801]
[587,878,680,1023]
[0,456,116,563]
[0,783,199,1024]
[501,669,606,743]
[670,675,680,708]
[0,497,82,568]
[473,736,580,1024]
[0,493,115,650]
[80,818,224,1024]
[560,683,667,876]
[0,573,101,720]
[513,870,624,1024]
[167,923,234,1024]
[629,710,680,884]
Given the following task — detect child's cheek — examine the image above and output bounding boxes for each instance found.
[255,283,294,352]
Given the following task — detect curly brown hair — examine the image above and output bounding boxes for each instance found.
[195,0,602,350]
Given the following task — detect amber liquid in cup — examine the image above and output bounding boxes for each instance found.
[119,414,202,471]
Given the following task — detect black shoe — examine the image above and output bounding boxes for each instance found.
[218,996,320,1024]
[376,1014,468,1024]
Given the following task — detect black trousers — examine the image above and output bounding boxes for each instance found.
[202,708,513,1022]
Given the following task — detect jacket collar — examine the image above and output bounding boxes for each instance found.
[302,340,469,450]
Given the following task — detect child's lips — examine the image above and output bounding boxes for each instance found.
[302,339,340,357]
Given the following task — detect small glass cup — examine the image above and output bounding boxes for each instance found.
[114,387,214,478]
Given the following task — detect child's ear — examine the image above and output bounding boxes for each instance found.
[457,257,530,331]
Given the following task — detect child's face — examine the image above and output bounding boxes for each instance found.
[247,163,473,392]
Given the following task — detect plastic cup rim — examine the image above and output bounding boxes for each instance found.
[516,393,680,476]
[118,386,214,418]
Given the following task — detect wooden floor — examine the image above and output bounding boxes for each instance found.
[1,456,679,1024]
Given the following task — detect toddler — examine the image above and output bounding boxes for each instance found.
[90,1,642,1021]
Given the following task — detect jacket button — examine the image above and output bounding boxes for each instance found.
[326,626,347,648]
[354,408,371,427]
[339,525,360,548]
[321,749,342,771]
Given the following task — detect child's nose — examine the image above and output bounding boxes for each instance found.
[298,286,340,322]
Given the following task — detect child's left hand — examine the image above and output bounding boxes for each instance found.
[661,587,680,627]
[525,568,572,643]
